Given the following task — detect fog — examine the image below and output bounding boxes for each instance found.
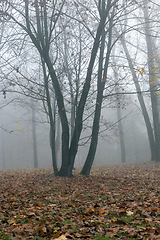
[0,93,150,171]
[0,97,52,170]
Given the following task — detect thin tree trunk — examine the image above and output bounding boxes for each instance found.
[115,86,126,163]
[80,30,106,175]
[25,0,70,176]
[31,101,38,168]
[42,59,58,174]
[81,6,114,175]
[63,29,75,140]
[69,5,111,174]
[1,113,5,170]
[55,115,60,166]
[120,34,157,162]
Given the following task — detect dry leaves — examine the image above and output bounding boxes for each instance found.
[0,162,160,239]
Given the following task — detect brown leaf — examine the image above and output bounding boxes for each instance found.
[40,227,47,236]
[12,227,22,233]
[98,207,105,216]
[27,212,35,218]
[83,206,95,215]
[54,235,67,240]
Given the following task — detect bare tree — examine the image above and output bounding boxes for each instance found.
[1,0,155,175]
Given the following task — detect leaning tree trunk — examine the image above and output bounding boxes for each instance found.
[80,91,104,175]
[69,2,113,175]
[81,6,114,175]
[121,34,157,162]
[45,56,70,176]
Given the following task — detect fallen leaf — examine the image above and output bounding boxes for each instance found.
[54,235,67,240]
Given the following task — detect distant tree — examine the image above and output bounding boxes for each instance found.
[114,75,126,163]
[119,31,157,162]
[31,99,38,168]
[110,0,160,162]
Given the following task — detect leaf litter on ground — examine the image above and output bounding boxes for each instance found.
[0,162,160,239]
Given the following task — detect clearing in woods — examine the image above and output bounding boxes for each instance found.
[0,162,160,239]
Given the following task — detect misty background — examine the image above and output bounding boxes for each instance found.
[0,94,150,170]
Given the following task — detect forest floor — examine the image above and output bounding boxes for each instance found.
[0,162,160,240]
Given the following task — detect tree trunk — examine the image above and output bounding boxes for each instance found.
[80,94,103,175]
[31,101,38,168]
[50,125,58,174]
[45,57,70,176]
[0,112,5,170]
[81,6,114,175]
[69,5,111,174]
[25,0,70,176]
[121,35,157,162]
[115,86,126,163]
[55,115,60,167]
[42,59,58,174]
[143,0,160,161]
